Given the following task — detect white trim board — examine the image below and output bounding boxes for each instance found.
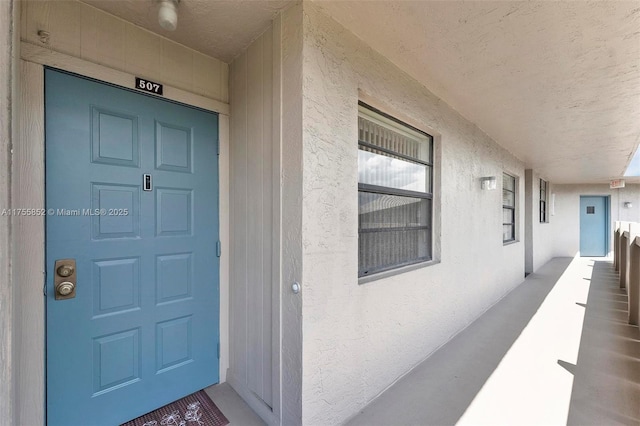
[15,53,231,425]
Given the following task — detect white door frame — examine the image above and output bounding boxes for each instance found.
[14,43,231,426]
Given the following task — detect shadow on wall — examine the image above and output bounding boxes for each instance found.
[567,261,640,425]
[346,257,574,426]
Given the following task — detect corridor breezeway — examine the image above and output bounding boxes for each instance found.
[347,256,640,426]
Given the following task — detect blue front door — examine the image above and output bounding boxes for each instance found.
[45,69,220,425]
[580,196,608,256]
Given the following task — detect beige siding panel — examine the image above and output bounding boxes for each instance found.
[20,0,27,47]
[81,5,125,67]
[24,0,81,57]
[261,27,274,407]
[278,5,304,423]
[22,1,229,104]
[221,63,230,104]
[160,38,193,92]
[246,34,265,399]
[21,0,40,45]
[270,15,282,419]
[218,113,231,383]
[230,50,249,387]
[194,51,221,100]
[124,24,162,80]
[0,1,14,424]
[15,60,46,426]
[229,27,276,412]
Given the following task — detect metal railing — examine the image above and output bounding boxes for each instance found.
[613,221,640,326]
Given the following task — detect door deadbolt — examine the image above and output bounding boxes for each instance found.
[54,259,77,300]
[57,265,74,277]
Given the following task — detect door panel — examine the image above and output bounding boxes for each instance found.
[580,196,607,256]
[45,69,219,426]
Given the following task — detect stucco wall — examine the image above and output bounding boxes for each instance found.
[300,3,526,424]
[548,184,640,258]
[532,176,556,271]
[525,169,556,273]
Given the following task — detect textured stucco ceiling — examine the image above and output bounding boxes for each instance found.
[81,0,295,63]
[314,0,640,184]
[82,0,640,184]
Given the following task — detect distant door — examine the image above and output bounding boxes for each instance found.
[580,196,607,256]
[46,69,220,425]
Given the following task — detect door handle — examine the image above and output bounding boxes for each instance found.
[54,259,77,300]
[56,281,75,297]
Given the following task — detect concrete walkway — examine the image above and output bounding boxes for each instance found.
[346,256,640,426]
[567,258,640,425]
[205,382,266,426]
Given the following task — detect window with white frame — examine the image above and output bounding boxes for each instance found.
[540,179,548,223]
[357,103,433,277]
[503,173,516,243]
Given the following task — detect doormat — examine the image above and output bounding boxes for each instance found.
[121,390,229,426]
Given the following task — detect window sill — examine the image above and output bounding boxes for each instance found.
[503,239,520,246]
[358,259,440,285]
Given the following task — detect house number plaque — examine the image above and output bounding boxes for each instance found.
[135,77,164,95]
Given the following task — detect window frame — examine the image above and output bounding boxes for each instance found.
[502,173,517,243]
[357,102,434,278]
[539,178,548,223]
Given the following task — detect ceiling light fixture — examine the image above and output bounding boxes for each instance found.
[158,0,179,31]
